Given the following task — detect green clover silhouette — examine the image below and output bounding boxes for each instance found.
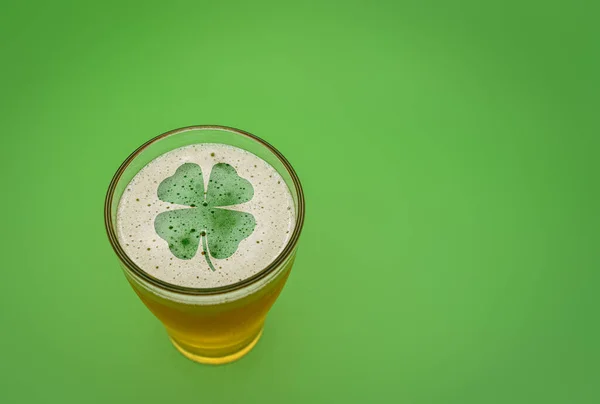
[154,162,256,271]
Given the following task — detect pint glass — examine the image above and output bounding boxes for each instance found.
[104,126,305,364]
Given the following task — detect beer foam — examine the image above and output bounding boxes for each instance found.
[116,144,296,289]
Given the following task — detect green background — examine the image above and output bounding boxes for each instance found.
[1,1,598,403]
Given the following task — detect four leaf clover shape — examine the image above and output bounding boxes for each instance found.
[154,162,256,271]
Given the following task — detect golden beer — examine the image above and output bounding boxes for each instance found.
[125,255,295,364]
[105,126,304,364]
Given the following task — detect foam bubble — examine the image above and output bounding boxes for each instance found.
[117,143,295,288]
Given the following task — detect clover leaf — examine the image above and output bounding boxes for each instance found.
[154,162,256,271]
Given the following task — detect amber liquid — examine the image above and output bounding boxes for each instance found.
[128,256,294,364]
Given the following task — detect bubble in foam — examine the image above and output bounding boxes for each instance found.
[116,143,295,288]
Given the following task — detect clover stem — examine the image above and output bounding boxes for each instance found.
[201,235,216,271]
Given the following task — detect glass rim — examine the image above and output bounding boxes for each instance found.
[104,125,305,296]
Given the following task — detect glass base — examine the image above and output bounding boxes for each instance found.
[169,328,264,365]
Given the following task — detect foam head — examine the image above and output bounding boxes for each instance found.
[117,143,295,288]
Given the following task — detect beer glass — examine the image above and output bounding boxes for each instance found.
[104,126,305,364]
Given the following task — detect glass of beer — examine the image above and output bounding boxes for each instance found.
[104,126,305,364]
